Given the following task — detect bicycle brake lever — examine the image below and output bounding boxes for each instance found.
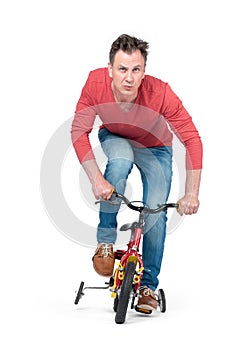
[95,197,121,206]
[157,204,168,212]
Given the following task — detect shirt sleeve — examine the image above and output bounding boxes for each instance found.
[161,84,203,170]
[71,75,97,163]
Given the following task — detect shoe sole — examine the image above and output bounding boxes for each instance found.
[135,304,155,314]
[93,265,113,277]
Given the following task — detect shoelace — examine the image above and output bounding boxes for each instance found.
[141,287,156,299]
[100,244,113,258]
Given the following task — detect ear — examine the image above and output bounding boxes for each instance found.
[108,62,113,78]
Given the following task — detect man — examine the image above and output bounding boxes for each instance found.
[71,34,202,313]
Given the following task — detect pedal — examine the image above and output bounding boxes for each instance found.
[135,305,152,314]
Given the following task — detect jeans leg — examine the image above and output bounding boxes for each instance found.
[134,146,173,290]
[97,129,134,244]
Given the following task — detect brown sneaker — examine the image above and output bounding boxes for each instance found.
[135,287,157,314]
[92,243,115,277]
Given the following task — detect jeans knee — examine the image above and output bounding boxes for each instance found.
[108,158,133,177]
[104,158,133,190]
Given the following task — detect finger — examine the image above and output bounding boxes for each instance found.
[106,188,115,200]
[185,205,197,215]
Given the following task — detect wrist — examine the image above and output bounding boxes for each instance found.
[185,191,199,197]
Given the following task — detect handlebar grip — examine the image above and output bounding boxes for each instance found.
[176,201,181,212]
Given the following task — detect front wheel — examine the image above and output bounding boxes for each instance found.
[115,261,136,324]
[113,294,119,312]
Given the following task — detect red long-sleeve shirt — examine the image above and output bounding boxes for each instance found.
[71,68,202,169]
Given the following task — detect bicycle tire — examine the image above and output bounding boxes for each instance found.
[74,281,84,305]
[115,261,136,324]
[113,294,119,312]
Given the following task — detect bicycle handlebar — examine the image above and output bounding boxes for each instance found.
[95,191,179,214]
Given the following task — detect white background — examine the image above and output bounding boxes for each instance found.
[1,0,233,348]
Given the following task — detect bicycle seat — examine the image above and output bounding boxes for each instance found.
[120,222,138,231]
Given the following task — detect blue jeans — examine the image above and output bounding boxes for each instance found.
[97,128,172,290]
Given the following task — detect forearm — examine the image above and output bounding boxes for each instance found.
[185,169,202,196]
[178,169,202,215]
[82,159,102,185]
[81,159,114,199]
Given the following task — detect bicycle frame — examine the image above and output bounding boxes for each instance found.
[111,211,145,298]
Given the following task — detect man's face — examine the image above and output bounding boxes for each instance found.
[108,49,145,102]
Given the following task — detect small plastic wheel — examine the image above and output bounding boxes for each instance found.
[74,281,84,305]
[158,288,166,313]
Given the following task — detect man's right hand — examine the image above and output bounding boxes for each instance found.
[81,159,114,200]
[92,172,114,200]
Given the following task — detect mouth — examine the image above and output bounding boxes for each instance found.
[123,85,133,91]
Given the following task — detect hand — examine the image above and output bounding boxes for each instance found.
[177,193,200,216]
[92,172,114,200]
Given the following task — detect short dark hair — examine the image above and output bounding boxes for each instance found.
[109,34,149,65]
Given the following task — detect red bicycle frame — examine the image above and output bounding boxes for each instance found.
[111,210,145,296]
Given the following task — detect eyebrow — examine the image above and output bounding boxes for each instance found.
[118,64,142,69]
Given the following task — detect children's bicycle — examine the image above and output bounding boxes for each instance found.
[74,191,179,324]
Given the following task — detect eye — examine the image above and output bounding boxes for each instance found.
[119,67,127,72]
[133,67,140,72]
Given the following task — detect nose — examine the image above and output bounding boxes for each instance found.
[125,70,133,84]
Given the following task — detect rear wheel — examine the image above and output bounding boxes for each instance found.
[115,261,136,324]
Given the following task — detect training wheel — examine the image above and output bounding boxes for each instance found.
[74,281,85,305]
[157,288,166,313]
